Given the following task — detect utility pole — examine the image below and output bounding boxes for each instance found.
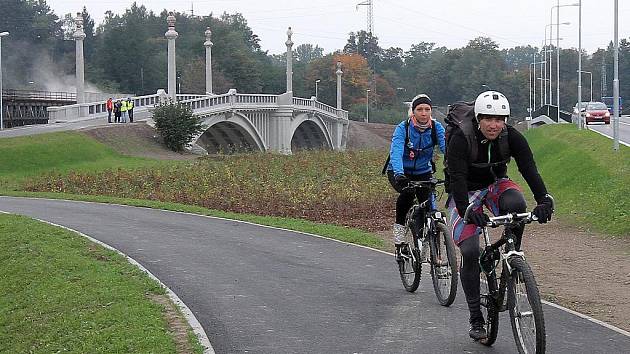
[356,0,373,34]
[601,56,607,100]
[613,0,620,151]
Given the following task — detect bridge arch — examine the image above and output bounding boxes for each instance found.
[290,113,333,152]
[194,112,266,154]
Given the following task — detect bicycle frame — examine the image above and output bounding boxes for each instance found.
[479,218,528,313]
[404,179,446,257]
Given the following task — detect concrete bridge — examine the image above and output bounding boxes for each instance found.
[47,89,348,154]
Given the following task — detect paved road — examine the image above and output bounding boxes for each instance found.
[585,115,630,147]
[1,197,629,353]
[0,117,111,138]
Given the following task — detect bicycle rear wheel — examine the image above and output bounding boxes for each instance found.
[429,222,458,306]
[479,270,500,346]
[398,223,421,292]
[507,257,546,354]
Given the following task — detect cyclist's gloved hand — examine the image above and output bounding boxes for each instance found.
[394,174,409,190]
[467,211,490,227]
[532,195,554,223]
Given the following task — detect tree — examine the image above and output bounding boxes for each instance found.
[153,102,204,152]
[295,44,323,63]
[344,30,382,70]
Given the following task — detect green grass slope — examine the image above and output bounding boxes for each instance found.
[512,125,628,236]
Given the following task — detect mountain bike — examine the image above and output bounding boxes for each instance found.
[396,178,458,306]
[463,197,554,354]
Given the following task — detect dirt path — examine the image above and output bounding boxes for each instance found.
[83,121,630,332]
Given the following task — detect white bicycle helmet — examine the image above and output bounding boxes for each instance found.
[474,91,510,120]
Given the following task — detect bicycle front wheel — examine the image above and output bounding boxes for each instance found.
[507,257,546,354]
[429,222,458,306]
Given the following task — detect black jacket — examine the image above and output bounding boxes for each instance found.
[447,125,548,217]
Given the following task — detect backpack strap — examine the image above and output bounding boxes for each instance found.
[381,119,410,175]
[430,119,438,147]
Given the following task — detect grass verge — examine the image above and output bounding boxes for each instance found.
[511,125,629,236]
[0,213,203,353]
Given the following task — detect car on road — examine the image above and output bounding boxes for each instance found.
[578,102,611,125]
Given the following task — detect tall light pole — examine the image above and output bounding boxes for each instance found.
[545,22,569,105]
[315,79,320,100]
[613,0,620,151]
[577,70,592,101]
[551,2,579,123]
[577,0,583,129]
[365,89,370,123]
[0,32,8,130]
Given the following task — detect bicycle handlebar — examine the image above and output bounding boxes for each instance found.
[403,178,445,190]
[462,194,555,228]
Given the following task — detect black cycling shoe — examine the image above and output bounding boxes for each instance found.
[469,318,487,340]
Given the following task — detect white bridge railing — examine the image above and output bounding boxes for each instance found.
[47,89,348,122]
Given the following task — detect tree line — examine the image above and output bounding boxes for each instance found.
[1,0,629,123]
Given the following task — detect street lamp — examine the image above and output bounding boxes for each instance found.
[544,22,569,104]
[613,0,620,150]
[577,0,583,129]
[0,31,9,130]
[576,70,592,101]
[481,84,491,91]
[551,1,579,123]
[315,79,320,100]
[365,89,370,123]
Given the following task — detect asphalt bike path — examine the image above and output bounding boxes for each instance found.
[1,197,628,353]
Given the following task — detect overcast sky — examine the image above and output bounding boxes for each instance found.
[45,0,629,55]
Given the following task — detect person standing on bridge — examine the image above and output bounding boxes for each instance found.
[106,97,113,123]
[127,98,134,123]
[114,99,122,123]
[120,98,128,123]
[384,94,446,253]
[445,90,554,340]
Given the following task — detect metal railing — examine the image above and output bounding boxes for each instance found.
[1,89,77,101]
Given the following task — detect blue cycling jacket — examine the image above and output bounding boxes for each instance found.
[387,119,446,176]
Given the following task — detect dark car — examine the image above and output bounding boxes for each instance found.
[581,102,610,125]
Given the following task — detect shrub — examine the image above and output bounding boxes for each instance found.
[152,102,204,152]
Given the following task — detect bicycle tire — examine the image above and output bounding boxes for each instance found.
[479,270,500,346]
[429,222,458,306]
[398,245,421,292]
[507,257,546,354]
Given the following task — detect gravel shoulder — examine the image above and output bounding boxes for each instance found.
[82,120,630,332]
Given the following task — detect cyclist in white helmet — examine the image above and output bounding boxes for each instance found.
[446,91,554,340]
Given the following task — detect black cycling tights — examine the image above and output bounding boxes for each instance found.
[459,188,527,320]
[387,171,432,225]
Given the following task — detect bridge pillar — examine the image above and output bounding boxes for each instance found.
[165,13,178,101]
[74,12,86,104]
[204,27,213,94]
[267,92,293,154]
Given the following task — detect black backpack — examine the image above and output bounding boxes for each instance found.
[382,118,438,175]
[443,102,510,192]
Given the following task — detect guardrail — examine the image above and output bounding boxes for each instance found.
[2,89,77,101]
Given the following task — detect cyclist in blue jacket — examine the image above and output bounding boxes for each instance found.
[386,94,446,252]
